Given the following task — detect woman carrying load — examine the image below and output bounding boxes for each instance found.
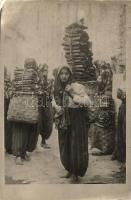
[54,65,90,183]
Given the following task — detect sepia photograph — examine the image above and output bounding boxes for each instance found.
[1,0,127,185]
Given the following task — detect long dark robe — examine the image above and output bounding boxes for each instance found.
[12,122,37,157]
[58,108,89,177]
[116,99,126,163]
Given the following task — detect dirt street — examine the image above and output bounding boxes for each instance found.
[5,125,125,184]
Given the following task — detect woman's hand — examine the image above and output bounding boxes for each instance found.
[55,105,62,113]
[65,84,72,92]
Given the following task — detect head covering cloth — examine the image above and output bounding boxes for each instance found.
[54,65,72,106]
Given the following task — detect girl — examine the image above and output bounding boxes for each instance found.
[54,66,89,182]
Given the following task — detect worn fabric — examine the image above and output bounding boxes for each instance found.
[12,122,37,157]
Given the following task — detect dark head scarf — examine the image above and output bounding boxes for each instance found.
[24,58,37,70]
[54,66,72,106]
[39,63,48,72]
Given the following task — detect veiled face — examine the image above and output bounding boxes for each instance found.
[59,68,71,83]
[117,89,124,100]
[40,66,48,79]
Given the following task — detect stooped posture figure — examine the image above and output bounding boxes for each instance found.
[54,66,90,182]
[37,64,53,149]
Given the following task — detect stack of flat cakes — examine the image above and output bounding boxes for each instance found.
[13,68,24,92]
[13,66,37,93]
[62,22,96,82]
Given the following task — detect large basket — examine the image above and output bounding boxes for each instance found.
[7,94,38,124]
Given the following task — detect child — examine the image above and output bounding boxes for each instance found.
[54,65,89,182]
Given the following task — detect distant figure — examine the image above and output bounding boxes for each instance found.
[112,88,126,170]
[37,64,53,149]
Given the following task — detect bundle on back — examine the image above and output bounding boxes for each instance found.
[7,64,38,123]
[62,21,96,82]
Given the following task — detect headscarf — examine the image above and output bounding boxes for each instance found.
[39,63,48,72]
[54,65,72,106]
[24,58,37,70]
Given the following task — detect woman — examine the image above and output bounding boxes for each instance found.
[4,75,12,154]
[54,66,89,182]
[90,64,115,155]
[37,64,53,148]
[11,58,38,165]
[112,88,126,170]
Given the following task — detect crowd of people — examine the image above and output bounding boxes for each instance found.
[4,58,126,183]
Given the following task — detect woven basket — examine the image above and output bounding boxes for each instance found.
[90,123,115,154]
[7,94,38,124]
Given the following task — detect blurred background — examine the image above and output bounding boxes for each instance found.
[1,1,125,78]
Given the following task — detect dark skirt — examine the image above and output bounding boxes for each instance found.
[12,122,37,157]
[4,98,12,153]
[116,101,126,163]
[58,108,89,177]
[37,102,53,141]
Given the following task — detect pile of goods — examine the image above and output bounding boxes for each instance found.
[7,64,39,124]
[62,21,96,82]
[13,66,38,94]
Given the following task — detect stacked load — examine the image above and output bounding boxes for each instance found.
[7,62,39,123]
[62,22,96,82]
[13,66,38,94]
[13,68,24,92]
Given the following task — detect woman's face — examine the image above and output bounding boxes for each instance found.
[59,68,70,83]
[117,89,123,99]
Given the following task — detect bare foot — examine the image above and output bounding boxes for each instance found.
[23,153,31,161]
[71,175,79,183]
[15,157,24,165]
